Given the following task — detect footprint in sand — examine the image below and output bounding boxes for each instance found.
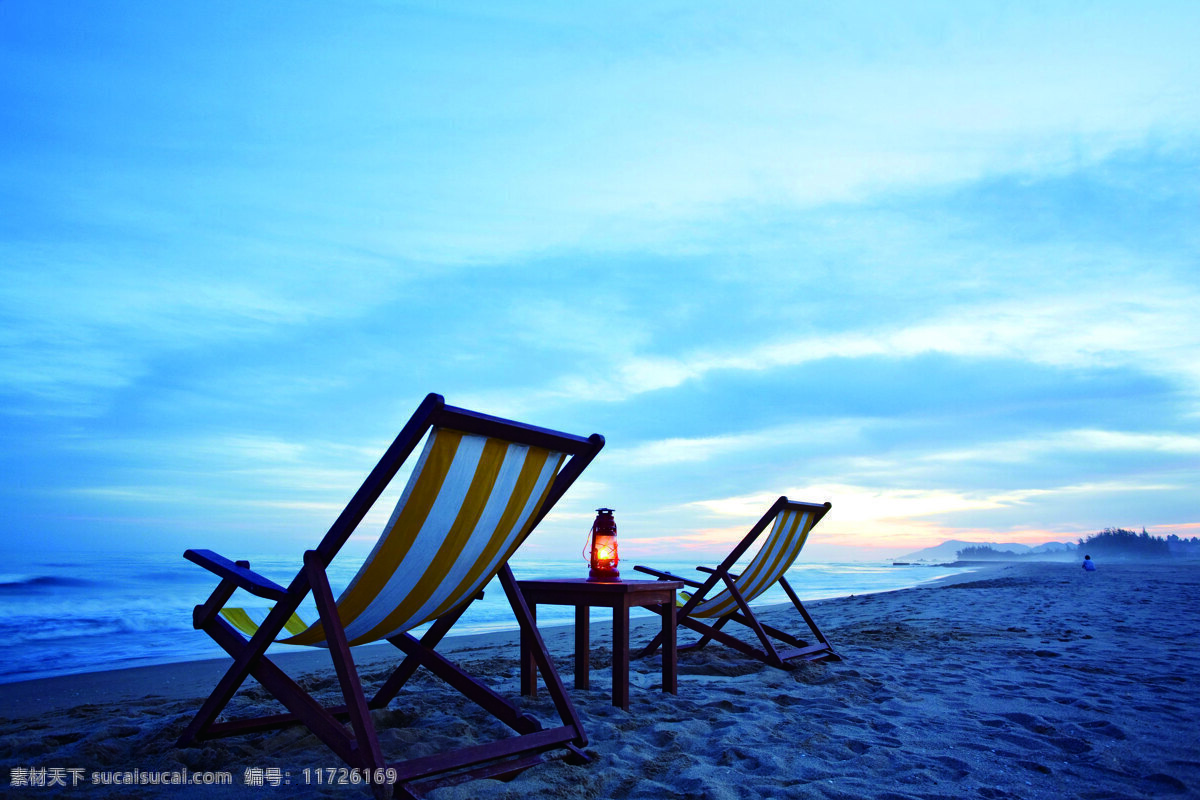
[1141,773,1189,794]
[1080,719,1127,740]
[999,711,1055,734]
[1017,760,1053,774]
[1049,736,1092,754]
[931,755,971,779]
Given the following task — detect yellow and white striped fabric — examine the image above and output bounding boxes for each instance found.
[687,506,817,619]
[221,427,566,647]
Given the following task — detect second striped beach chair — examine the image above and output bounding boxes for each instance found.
[177,394,604,798]
[634,497,838,669]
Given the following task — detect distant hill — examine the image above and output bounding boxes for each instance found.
[896,540,1076,562]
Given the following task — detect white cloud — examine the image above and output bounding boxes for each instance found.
[925,429,1200,464]
[609,418,869,467]
[531,285,1200,407]
[689,484,1018,526]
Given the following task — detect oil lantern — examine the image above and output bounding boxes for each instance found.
[585,507,620,582]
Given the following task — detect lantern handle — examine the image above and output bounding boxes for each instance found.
[584,507,617,561]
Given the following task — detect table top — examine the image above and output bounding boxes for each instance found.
[516,577,684,596]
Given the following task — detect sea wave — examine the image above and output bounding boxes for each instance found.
[0,575,95,591]
[0,613,195,643]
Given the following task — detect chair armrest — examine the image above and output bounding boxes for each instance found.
[696,566,741,579]
[184,549,288,601]
[634,565,705,589]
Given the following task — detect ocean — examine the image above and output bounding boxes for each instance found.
[0,552,976,684]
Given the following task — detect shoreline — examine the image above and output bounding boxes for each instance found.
[0,562,996,710]
[0,559,981,687]
[3,561,1197,799]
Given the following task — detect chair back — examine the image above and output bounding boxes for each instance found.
[282,401,600,646]
[689,500,827,619]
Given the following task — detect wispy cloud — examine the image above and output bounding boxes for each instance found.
[924,430,1200,464]
[527,285,1200,408]
[607,418,870,467]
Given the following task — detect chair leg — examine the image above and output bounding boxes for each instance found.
[675,615,774,663]
[686,614,730,651]
[779,576,838,659]
[193,613,360,764]
[368,566,583,742]
[701,580,838,664]
[742,617,809,649]
[720,575,784,666]
[177,654,250,748]
[177,595,304,747]
[371,597,476,708]
[305,553,385,773]
[373,565,592,792]
[633,603,673,658]
[637,629,665,658]
[500,565,587,746]
[387,630,541,735]
[780,577,831,645]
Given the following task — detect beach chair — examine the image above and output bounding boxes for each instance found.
[634,497,838,669]
[177,393,604,798]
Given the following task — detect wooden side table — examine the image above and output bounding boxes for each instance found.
[517,578,683,710]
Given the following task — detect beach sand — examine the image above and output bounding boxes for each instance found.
[2,561,1198,798]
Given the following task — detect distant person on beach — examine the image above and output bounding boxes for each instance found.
[1082,555,1096,571]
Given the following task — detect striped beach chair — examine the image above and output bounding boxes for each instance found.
[178,394,604,797]
[635,497,838,668]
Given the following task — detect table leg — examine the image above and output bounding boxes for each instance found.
[520,602,537,697]
[574,604,590,689]
[661,601,677,695]
[613,601,630,710]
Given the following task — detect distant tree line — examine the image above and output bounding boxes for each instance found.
[1166,533,1200,556]
[1077,527,1200,558]
[956,545,1023,560]
[956,528,1200,561]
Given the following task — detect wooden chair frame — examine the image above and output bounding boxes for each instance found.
[635,497,838,669]
[177,393,605,798]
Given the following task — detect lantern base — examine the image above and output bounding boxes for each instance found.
[587,567,620,582]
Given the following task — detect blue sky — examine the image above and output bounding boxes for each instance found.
[2,1,1198,563]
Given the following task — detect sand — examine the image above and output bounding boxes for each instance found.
[2,561,1198,799]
